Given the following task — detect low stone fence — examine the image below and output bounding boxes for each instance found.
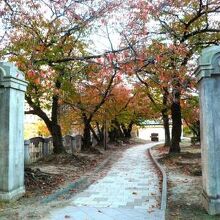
[24,135,82,164]
[63,135,82,154]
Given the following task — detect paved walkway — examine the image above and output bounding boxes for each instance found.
[43,143,164,220]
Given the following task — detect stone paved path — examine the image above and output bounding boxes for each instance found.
[43,143,164,220]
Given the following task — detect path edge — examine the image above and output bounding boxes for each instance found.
[41,155,112,204]
[148,145,167,211]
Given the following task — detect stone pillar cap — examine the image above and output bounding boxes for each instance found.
[0,62,28,91]
[0,62,25,81]
[195,45,220,82]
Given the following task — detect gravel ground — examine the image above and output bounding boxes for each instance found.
[151,140,220,220]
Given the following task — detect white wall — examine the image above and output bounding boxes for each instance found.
[138,126,171,141]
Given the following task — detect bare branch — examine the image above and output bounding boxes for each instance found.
[3,0,14,12]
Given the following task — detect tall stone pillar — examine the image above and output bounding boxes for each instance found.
[0,62,28,200]
[195,46,220,215]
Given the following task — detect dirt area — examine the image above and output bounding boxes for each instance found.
[151,140,220,220]
[0,138,148,220]
[25,152,106,197]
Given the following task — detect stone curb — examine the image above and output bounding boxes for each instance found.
[148,145,167,211]
[41,156,112,204]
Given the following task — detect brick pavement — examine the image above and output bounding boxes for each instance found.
[43,143,164,220]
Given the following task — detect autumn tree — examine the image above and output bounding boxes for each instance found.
[61,57,120,150]
[152,0,220,152]
[0,0,120,153]
[61,78,155,146]
[115,40,176,147]
[103,84,136,142]
[118,0,220,152]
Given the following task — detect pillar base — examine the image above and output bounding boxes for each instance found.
[0,187,25,201]
[203,191,220,215]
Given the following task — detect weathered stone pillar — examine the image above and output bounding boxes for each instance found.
[195,46,220,215]
[0,62,28,200]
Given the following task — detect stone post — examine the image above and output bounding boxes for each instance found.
[24,140,31,165]
[0,62,28,200]
[195,46,220,215]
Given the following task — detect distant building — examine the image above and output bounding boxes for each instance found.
[137,120,171,141]
[137,120,184,141]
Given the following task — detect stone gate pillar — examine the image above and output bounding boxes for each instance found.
[195,46,220,215]
[0,62,28,200]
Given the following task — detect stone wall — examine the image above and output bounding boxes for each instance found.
[24,135,82,164]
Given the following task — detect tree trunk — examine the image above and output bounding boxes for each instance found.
[96,122,104,144]
[50,123,64,154]
[109,119,124,142]
[170,90,182,153]
[51,91,65,153]
[121,122,133,138]
[162,111,171,147]
[162,88,170,147]
[116,121,124,139]
[82,114,92,150]
[25,95,65,154]
[83,123,91,150]
[90,124,100,143]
